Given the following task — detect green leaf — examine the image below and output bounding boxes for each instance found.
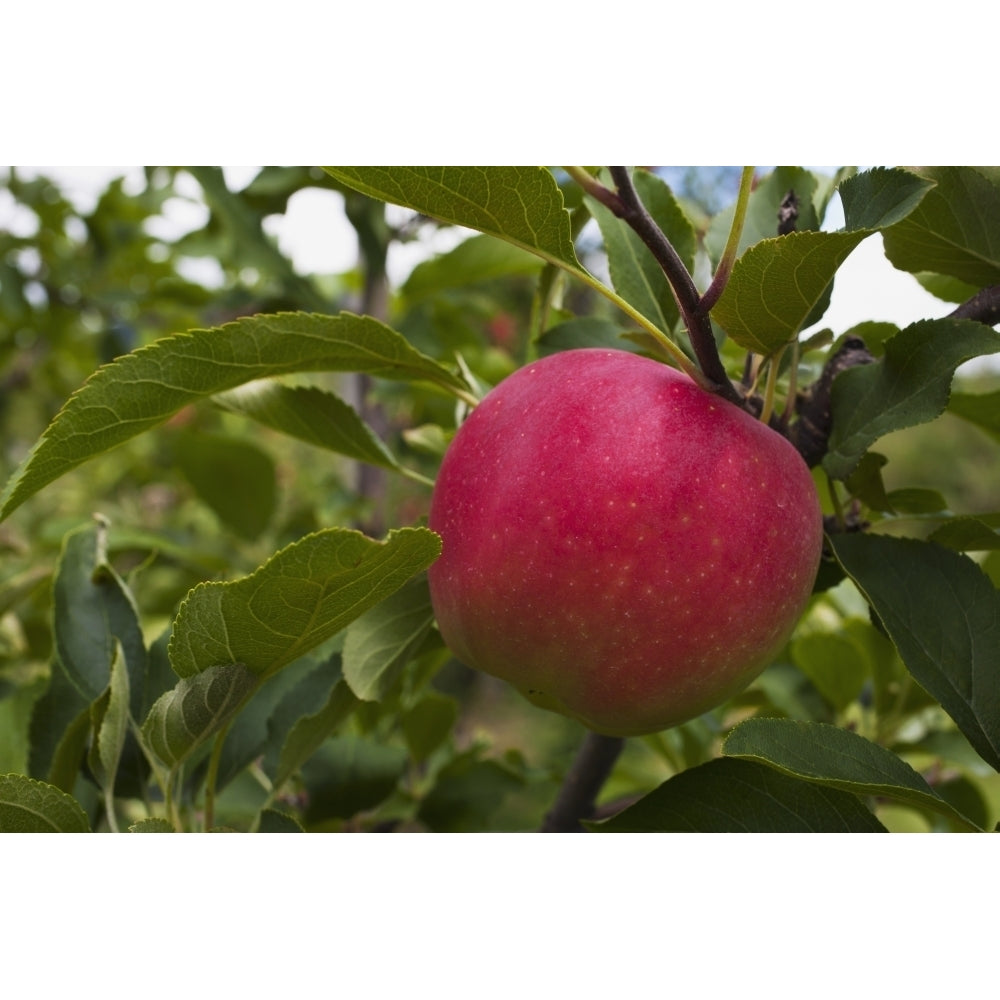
[402,233,542,301]
[0,773,91,832]
[711,230,869,355]
[0,311,468,521]
[168,527,441,680]
[214,381,400,470]
[823,318,1000,479]
[590,757,886,832]
[791,633,869,711]
[711,167,937,356]
[401,692,459,763]
[267,659,359,789]
[831,533,1000,772]
[723,718,981,831]
[257,809,304,833]
[324,167,582,273]
[128,817,175,832]
[173,430,277,540]
[417,747,525,832]
[949,388,1000,443]
[87,640,131,794]
[141,662,258,770]
[301,736,408,823]
[587,169,695,334]
[838,167,937,231]
[51,520,148,718]
[536,316,634,355]
[929,515,1000,552]
[882,167,1000,286]
[342,575,435,701]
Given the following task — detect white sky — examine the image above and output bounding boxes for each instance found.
[1,165,958,338]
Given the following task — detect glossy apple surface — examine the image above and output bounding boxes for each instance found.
[427,348,823,736]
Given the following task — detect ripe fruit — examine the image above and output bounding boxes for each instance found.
[427,348,824,737]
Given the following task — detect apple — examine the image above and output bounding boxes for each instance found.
[427,348,824,737]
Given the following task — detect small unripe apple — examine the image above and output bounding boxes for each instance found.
[428,348,823,737]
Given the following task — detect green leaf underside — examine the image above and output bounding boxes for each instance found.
[0,311,465,522]
[831,533,1000,772]
[324,167,583,273]
[342,575,435,701]
[214,381,399,470]
[723,718,981,831]
[168,527,441,679]
[712,231,868,355]
[882,167,1000,286]
[590,757,885,832]
[88,641,131,792]
[402,233,543,301]
[824,318,1000,479]
[52,522,148,717]
[141,662,258,769]
[0,773,91,832]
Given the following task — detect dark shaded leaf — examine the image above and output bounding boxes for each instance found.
[831,533,1000,772]
[590,757,886,832]
[723,718,981,830]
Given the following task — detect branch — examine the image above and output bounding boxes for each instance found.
[789,336,875,466]
[540,731,625,832]
[608,167,743,406]
[949,284,1000,326]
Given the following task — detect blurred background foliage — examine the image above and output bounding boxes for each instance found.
[1,166,998,832]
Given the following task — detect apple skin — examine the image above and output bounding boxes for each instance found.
[427,348,823,737]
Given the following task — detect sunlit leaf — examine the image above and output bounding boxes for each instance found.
[0,773,91,833]
[711,230,868,355]
[215,381,400,470]
[324,167,582,272]
[882,167,1000,286]
[0,312,468,521]
[168,527,441,680]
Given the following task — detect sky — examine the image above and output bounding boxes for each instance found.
[3,165,959,340]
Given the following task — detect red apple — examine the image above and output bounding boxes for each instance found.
[428,348,823,737]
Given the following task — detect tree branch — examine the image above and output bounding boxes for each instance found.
[607,167,743,406]
[788,336,875,466]
[949,284,1000,326]
[540,731,625,832]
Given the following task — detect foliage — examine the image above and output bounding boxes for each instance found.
[2,164,999,833]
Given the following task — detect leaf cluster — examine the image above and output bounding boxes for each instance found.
[2,165,999,833]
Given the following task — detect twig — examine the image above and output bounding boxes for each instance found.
[949,284,1000,326]
[789,336,875,466]
[608,167,743,405]
[540,731,625,832]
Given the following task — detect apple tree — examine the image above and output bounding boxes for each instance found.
[1,165,999,833]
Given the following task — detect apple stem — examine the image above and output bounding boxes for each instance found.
[540,731,625,832]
